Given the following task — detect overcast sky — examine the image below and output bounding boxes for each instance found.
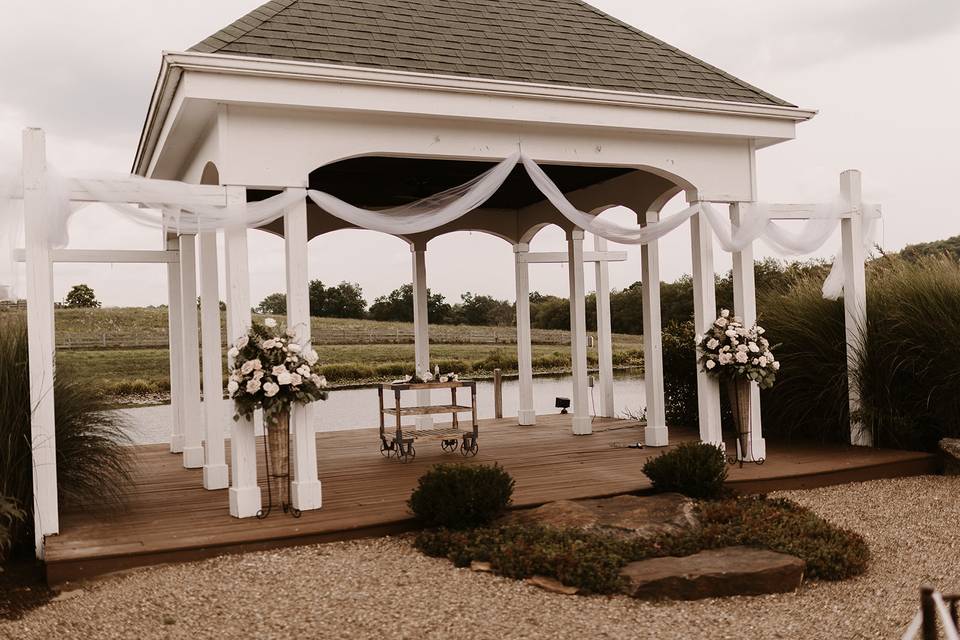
[2,0,959,308]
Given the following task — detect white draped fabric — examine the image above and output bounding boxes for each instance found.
[1,153,879,302]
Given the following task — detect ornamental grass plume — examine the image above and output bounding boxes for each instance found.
[0,317,132,556]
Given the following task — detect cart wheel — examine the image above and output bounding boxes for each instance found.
[400,444,415,463]
[380,440,393,458]
[441,439,459,453]
[460,438,479,458]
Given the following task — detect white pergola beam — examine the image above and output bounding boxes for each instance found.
[641,209,668,447]
[23,128,59,559]
[6,179,227,206]
[223,191,262,519]
[730,203,766,461]
[199,231,229,489]
[514,243,536,426]
[411,246,433,428]
[690,206,723,447]
[840,170,871,447]
[178,234,205,469]
[519,250,627,264]
[593,236,615,418]
[13,249,180,264]
[285,199,323,511]
[165,231,186,454]
[567,230,592,435]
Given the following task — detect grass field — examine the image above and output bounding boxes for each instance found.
[30,308,645,404]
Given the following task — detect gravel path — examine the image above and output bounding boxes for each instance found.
[3,475,958,640]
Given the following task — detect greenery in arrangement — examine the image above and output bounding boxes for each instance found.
[697,310,779,389]
[63,283,100,308]
[228,318,329,422]
[415,496,870,594]
[0,318,132,555]
[641,442,729,499]
[408,463,515,530]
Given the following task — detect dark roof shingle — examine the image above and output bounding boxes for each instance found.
[190,0,792,106]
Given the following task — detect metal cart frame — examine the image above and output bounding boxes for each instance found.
[377,380,479,463]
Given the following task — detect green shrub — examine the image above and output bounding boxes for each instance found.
[472,351,518,372]
[612,349,643,367]
[373,362,409,378]
[408,463,515,529]
[531,352,569,369]
[432,359,473,375]
[320,362,376,382]
[642,441,728,499]
[415,496,869,594]
[0,496,25,559]
[660,322,699,428]
[0,318,133,553]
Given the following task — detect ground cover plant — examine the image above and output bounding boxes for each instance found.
[415,495,869,595]
[409,463,515,529]
[0,318,133,555]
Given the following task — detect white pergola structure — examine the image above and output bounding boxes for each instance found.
[12,1,878,558]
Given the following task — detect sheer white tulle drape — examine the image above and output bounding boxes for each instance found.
[0,154,878,302]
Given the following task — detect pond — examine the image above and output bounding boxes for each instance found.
[117,373,648,445]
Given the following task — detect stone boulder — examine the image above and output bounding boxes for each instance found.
[501,493,698,540]
[940,438,960,475]
[620,546,806,600]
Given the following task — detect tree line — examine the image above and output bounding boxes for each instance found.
[254,258,832,334]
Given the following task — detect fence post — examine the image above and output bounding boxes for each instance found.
[921,585,937,640]
[493,368,503,419]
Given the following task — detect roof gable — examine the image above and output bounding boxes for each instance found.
[190,0,792,107]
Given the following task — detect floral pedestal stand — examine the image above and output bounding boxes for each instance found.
[257,410,301,519]
[726,378,765,468]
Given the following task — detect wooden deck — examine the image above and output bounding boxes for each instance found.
[45,414,937,585]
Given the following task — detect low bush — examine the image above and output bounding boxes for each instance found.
[0,318,133,553]
[110,379,160,396]
[432,359,474,375]
[472,351,519,372]
[531,352,569,369]
[320,362,376,382]
[660,322,699,428]
[415,496,869,594]
[612,349,644,367]
[642,441,728,499]
[408,463,515,529]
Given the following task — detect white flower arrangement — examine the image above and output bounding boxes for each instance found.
[229,320,328,422]
[697,309,779,389]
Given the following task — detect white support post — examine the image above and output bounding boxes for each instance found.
[690,204,723,447]
[840,170,871,446]
[178,234,204,468]
[165,232,185,454]
[285,199,322,511]
[593,236,615,418]
[224,192,262,518]
[199,231,228,489]
[730,203,766,461]
[567,230,592,435]
[23,128,59,558]
[513,243,536,426]
[411,245,433,429]
[641,210,669,446]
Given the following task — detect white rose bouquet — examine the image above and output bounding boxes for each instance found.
[228,318,329,423]
[697,309,779,389]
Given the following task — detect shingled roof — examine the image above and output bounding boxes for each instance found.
[190,0,792,107]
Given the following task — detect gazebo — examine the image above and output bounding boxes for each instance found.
[11,0,878,560]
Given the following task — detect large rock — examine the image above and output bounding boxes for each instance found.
[940,438,960,475]
[620,546,806,600]
[501,493,697,540]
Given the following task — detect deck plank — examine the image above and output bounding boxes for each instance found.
[44,414,937,584]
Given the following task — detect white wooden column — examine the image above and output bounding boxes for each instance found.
[224,190,261,518]
[513,243,536,425]
[689,204,723,446]
[567,229,592,435]
[641,210,668,446]
[285,199,323,511]
[199,231,228,489]
[593,236,615,418]
[730,203,766,461]
[840,170,871,446]
[178,234,204,469]
[164,231,185,454]
[22,128,58,557]
[411,245,433,428]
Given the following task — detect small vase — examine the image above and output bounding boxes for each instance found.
[726,377,752,465]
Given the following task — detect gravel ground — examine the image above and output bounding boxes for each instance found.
[2,475,957,640]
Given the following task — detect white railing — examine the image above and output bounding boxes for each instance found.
[902,587,960,640]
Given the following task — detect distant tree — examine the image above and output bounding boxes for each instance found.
[64,284,100,308]
[308,280,326,317]
[530,295,569,330]
[458,292,514,326]
[257,292,287,315]
[369,284,452,323]
[609,282,644,334]
[900,235,960,263]
[321,282,367,318]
